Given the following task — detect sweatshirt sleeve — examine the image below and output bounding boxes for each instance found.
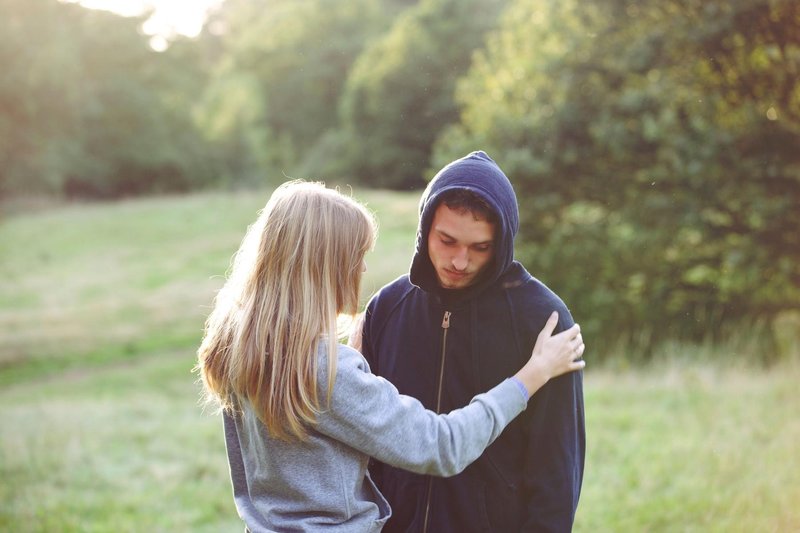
[316,345,527,477]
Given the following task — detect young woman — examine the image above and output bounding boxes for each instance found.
[196,181,585,532]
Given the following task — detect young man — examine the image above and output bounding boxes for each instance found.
[360,151,585,532]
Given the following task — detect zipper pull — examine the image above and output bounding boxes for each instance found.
[441,311,451,329]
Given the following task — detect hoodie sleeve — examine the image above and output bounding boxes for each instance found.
[521,314,586,532]
[359,295,384,487]
[316,345,528,477]
[360,296,378,379]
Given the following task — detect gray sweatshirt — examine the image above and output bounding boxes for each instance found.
[223,343,527,532]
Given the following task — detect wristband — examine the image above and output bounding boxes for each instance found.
[509,376,529,402]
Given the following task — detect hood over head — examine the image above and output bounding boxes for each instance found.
[409,150,519,296]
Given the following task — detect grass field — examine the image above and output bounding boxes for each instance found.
[1,188,798,532]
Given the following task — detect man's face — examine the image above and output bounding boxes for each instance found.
[427,203,496,290]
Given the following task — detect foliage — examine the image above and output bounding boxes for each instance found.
[434,0,800,352]
[0,0,216,199]
[200,0,405,183]
[335,0,510,189]
[1,0,797,352]
[193,69,277,187]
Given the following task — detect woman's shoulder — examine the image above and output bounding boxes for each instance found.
[315,342,396,426]
[336,343,369,370]
[316,341,371,384]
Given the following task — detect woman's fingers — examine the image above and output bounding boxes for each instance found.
[570,333,584,357]
[538,311,560,341]
[558,326,584,363]
[534,316,586,372]
[573,341,585,359]
[552,323,580,344]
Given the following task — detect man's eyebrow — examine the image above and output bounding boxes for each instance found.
[434,228,455,240]
[434,228,493,245]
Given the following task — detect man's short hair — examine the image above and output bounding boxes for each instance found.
[439,189,498,224]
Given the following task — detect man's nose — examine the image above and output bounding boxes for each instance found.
[452,248,468,271]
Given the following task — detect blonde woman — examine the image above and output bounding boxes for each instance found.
[196,181,585,532]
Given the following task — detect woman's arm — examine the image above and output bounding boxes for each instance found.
[317,345,527,477]
[317,313,583,477]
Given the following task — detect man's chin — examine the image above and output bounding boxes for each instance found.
[437,273,473,289]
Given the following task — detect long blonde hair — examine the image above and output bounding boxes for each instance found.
[196,181,376,440]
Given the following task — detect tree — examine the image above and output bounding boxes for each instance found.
[202,0,402,183]
[336,0,510,189]
[0,0,84,196]
[435,0,800,355]
[65,8,217,197]
[0,0,217,198]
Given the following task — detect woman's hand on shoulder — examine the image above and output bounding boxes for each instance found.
[514,311,585,397]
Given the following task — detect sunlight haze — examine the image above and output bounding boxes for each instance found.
[69,0,222,43]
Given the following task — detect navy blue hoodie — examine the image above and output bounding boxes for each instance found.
[362,151,585,532]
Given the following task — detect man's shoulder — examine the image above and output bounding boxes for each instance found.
[381,273,414,292]
[498,262,574,326]
[367,274,416,309]
[365,275,427,338]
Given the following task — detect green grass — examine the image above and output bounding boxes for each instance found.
[0,352,238,532]
[578,362,800,532]
[0,188,419,385]
[1,188,798,531]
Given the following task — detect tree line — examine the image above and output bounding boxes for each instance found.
[1,0,797,355]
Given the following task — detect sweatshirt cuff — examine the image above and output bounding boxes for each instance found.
[508,376,529,402]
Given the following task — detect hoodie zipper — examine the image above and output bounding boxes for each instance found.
[422,310,451,533]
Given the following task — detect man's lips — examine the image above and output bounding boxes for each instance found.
[443,269,470,279]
